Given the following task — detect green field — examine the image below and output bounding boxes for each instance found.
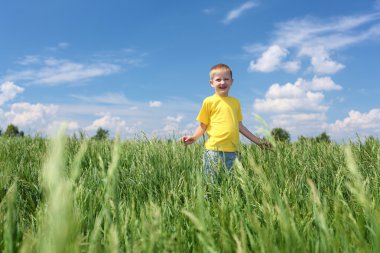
[1,131,380,252]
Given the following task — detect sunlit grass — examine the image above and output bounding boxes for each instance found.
[1,133,380,252]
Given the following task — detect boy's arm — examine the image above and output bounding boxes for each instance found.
[239,122,271,148]
[181,122,207,145]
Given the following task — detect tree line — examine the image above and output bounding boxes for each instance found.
[0,124,24,137]
[1,123,337,143]
[270,127,332,143]
[0,124,109,140]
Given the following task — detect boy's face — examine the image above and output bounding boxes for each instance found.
[209,71,233,97]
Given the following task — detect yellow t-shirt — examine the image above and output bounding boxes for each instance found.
[197,94,243,152]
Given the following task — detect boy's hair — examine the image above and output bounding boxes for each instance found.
[209,63,233,80]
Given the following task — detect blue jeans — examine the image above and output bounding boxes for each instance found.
[202,150,237,182]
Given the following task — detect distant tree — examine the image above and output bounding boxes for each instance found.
[0,128,2,136]
[3,124,24,137]
[92,127,109,140]
[271,128,291,143]
[315,132,331,143]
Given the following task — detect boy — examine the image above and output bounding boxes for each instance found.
[181,63,270,178]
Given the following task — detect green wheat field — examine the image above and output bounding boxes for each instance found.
[1,129,380,252]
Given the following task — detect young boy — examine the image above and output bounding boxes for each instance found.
[181,63,270,178]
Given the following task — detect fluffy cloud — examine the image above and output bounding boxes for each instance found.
[85,113,140,136]
[329,109,380,136]
[248,45,300,73]
[223,1,257,24]
[299,47,345,74]
[253,76,342,138]
[249,45,288,72]
[300,76,342,91]
[4,103,58,126]
[0,81,24,106]
[86,113,127,131]
[254,76,340,113]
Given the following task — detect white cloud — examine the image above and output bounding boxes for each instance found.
[149,101,162,107]
[248,45,301,73]
[0,90,202,139]
[305,76,342,91]
[4,102,58,126]
[223,1,257,24]
[274,13,380,48]
[163,115,183,132]
[253,76,343,138]
[85,113,126,131]
[0,81,24,106]
[265,82,304,99]
[85,113,140,136]
[4,58,120,85]
[247,12,380,74]
[266,76,341,93]
[254,93,327,114]
[248,45,288,72]
[0,87,201,138]
[254,77,339,113]
[299,46,345,74]
[55,96,201,138]
[272,113,326,124]
[5,48,147,86]
[254,77,341,114]
[269,113,328,136]
[329,109,380,136]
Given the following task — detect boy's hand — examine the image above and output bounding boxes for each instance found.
[259,140,272,150]
[181,136,196,145]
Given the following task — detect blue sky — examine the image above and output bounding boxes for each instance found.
[1,0,380,141]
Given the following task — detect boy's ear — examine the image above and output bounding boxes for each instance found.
[209,80,214,87]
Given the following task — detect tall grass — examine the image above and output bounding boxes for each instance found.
[1,134,380,252]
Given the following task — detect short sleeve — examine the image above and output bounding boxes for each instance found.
[196,99,209,125]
